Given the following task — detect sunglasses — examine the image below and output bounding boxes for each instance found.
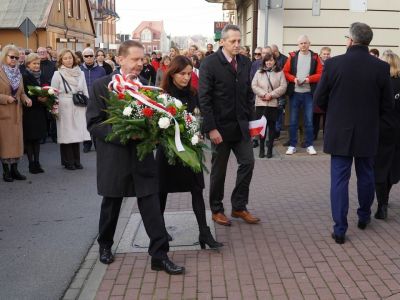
[7,55,19,60]
[254,53,261,55]
[84,55,94,58]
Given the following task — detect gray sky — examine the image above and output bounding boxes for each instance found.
[116,0,223,37]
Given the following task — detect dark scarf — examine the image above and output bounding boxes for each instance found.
[27,69,41,85]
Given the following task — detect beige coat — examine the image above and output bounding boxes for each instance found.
[51,68,90,144]
[0,66,30,159]
[251,70,287,107]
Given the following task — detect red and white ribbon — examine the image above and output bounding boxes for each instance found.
[109,74,184,152]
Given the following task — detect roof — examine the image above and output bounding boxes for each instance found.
[132,21,164,39]
[0,0,52,28]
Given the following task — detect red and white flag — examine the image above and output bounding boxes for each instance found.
[249,116,267,138]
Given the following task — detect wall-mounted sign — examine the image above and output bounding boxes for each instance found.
[57,38,68,43]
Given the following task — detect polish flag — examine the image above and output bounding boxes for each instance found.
[249,116,267,138]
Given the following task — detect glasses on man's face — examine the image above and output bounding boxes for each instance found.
[7,55,19,60]
[254,52,261,56]
[37,51,47,55]
[84,55,94,58]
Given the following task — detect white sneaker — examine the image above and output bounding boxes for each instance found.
[286,146,296,155]
[307,146,317,155]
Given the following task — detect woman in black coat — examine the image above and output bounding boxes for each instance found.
[374,51,400,219]
[157,55,222,249]
[22,53,49,173]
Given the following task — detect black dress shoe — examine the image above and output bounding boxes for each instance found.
[34,162,44,173]
[331,233,345,244]
[99,248,114,264]
[151,257,185,275]
[74,163,83,169]
[10,163,26,180]
[65,164,76,170]
[357,219,370,230]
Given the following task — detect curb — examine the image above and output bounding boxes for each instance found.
[62,197,136,300]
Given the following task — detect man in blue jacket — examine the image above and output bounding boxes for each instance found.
[81,47,106,152]
[314,22,393,244]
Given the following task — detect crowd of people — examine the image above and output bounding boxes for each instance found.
[0,21,399,274]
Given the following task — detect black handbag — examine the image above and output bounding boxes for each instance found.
[60,73,88,107]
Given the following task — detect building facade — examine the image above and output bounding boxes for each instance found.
[132,21,170,54]
[0,0,96,51]
[207,0,400,56]
[90,0,119,51]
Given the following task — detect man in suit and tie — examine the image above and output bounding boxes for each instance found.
[86,40,184,274]
[314,22,393,244]
[199,24,260,226]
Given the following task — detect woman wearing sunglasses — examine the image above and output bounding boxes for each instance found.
[0,44,33,182]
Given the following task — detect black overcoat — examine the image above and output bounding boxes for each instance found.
[87,71,158,198]
[314,45,393,157]
[22,70,48,141]
[374,77,400,183]
[156,85,205,193]
[199,48,254,142]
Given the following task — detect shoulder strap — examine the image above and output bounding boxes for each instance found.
[266,72,274,91]
[59,73,72,94]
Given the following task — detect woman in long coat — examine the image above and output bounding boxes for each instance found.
[0,44,32,182]
[374,51,400,219]
[22,53,49,174]
[51,49,90,170]
[158,55,222,249]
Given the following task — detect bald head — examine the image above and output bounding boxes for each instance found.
[297,35,310,53]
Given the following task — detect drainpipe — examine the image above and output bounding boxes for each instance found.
[252,0,258,52]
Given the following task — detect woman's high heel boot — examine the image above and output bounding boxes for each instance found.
[199,226,223,249]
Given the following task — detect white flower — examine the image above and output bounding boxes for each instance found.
[191,134,199,145]
[174,99,183,109]
[122,106,133,116]
[35,86,42,91]
[157,93,169,105]
[190,114,196,122]
[47,88,55,95]
[158,117,170,129]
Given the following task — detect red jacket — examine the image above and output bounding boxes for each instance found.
[283,50,323,96]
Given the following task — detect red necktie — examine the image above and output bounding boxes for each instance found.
[230,56,237,71]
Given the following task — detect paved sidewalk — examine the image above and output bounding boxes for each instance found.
[65,137,400,300]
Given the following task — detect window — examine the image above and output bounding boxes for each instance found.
[153,45,157,51]
[75,0,81,19]
[141,29,152,43]
[147,46,152,53]
[350,0,367,12]
[67,0,73,17]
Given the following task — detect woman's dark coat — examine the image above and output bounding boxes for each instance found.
[374,77,400,184]
[22,70,48,141]
[156,84,204,193]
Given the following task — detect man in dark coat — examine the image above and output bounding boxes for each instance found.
[199,24,259,226]
[314,22,394,244]
[86,40,184,275]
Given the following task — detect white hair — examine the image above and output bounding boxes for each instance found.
[297,35,310,43]
[82,47,94,55]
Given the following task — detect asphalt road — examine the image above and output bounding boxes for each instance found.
[0,142,100,300]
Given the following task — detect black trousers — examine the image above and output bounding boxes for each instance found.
[313,113,326,140]
[98,195,169,259]
[375,178,393,206]
[25,139,41,162]
[60,143,80,166]
[159,188,208,232]
[256,106,277,148]
[209,138,255,213]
